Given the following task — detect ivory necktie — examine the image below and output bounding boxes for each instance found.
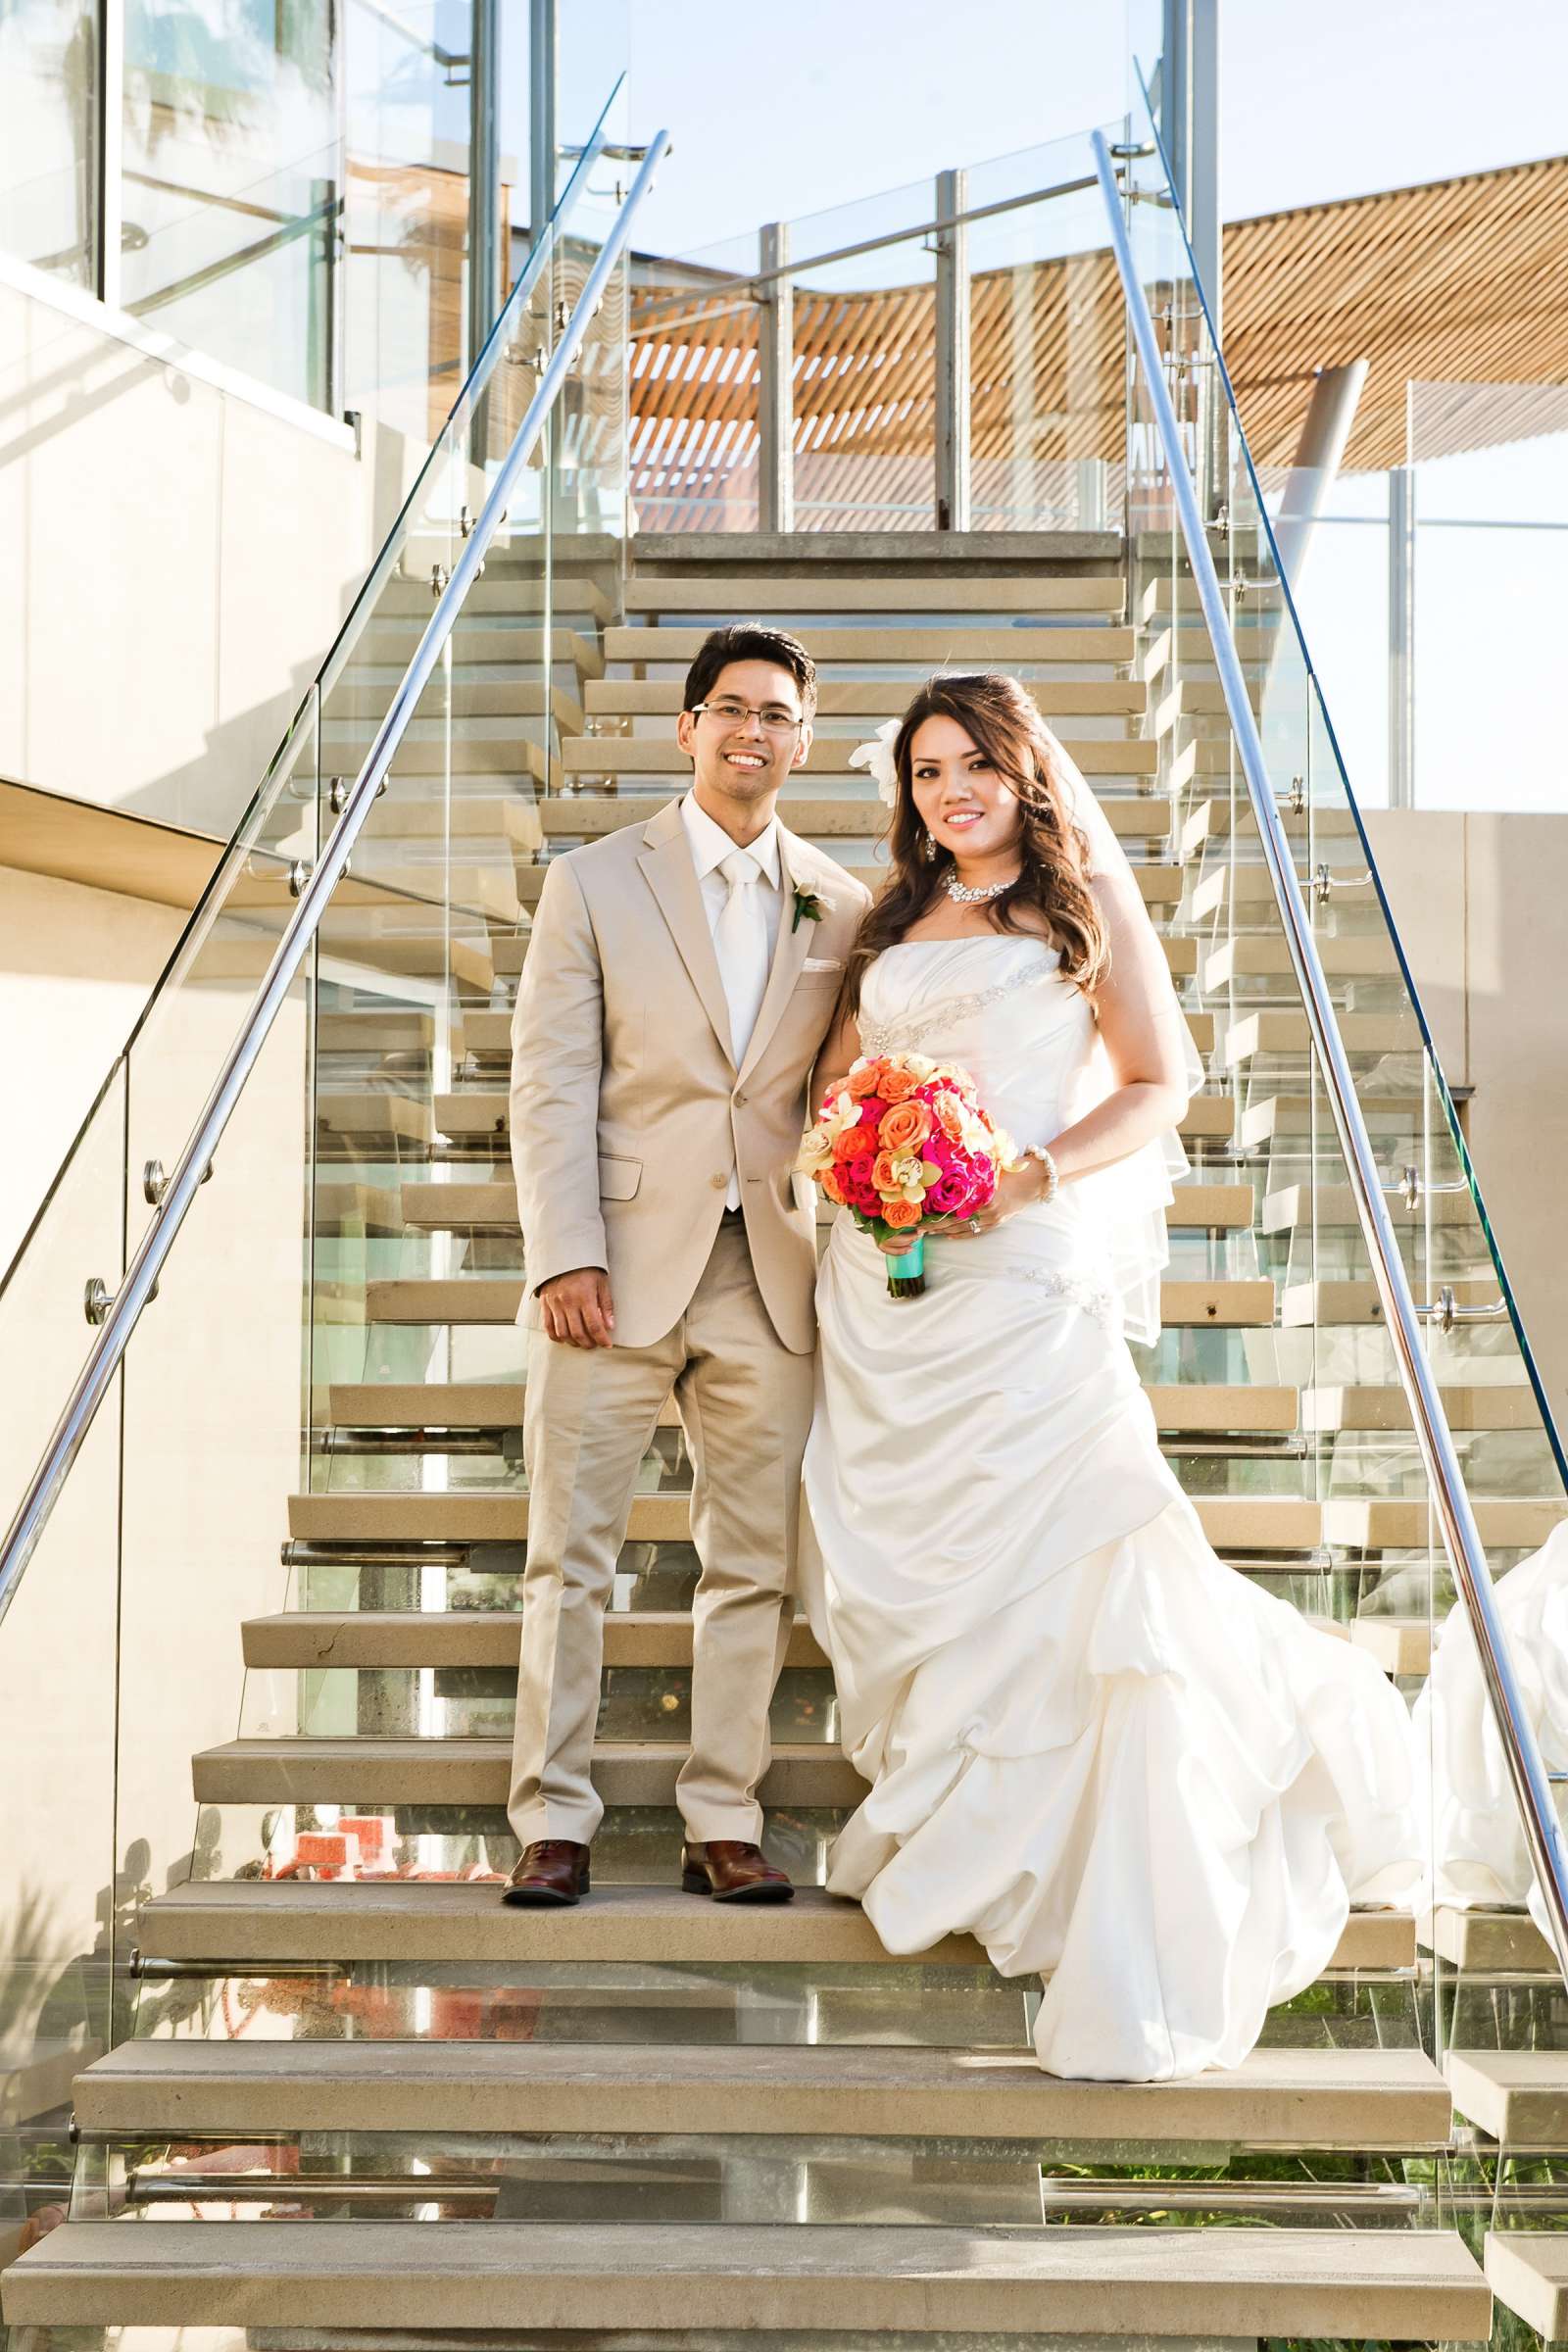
[713,847,770,1066]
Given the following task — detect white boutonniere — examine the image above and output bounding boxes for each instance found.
[791,882,831,933]
[848,717,901,807]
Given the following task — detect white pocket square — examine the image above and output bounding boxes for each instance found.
[804,956,844,972]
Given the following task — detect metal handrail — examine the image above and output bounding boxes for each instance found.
[1090,124,1568,1991]
[0,129,670,1627]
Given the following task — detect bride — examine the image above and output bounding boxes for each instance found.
[801,670,1420,2082]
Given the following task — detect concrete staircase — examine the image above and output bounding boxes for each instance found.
[5,532,1542,2343]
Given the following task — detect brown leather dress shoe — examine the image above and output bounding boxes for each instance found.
[502,1839,590,1906]
[680,1839,794,1903]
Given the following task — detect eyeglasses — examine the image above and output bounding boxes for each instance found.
[690,699,805,735]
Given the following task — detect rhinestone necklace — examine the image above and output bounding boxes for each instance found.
[945,871,1018,906]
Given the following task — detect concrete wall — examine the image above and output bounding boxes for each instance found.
[1366,808,1568,1432]
[0,257,420,838]
[0,866,185,1274]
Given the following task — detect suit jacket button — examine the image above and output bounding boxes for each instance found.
[710,1172,727,1190]
[735,1092,748,1106]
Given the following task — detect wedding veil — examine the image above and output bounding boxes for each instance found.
[1049,729,1206,1348]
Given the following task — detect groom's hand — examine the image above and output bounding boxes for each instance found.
[538,1267,615,1348]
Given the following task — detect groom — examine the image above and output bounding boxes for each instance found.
[503,622,869,1907]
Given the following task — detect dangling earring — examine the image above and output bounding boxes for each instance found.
[919,829,938,864]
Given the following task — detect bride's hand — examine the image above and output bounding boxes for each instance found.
[873,1163,1046,1254]
[945,1163,1049,1239]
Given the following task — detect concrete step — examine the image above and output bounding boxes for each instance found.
[381,574,612,622]
[1486,2232,1568,2341]
[313,1183,405,1236]
[1240,1093,1424,1150]
[357,621,604,676]
[605,623,1138,664]
[317,1010,440,1054]
[283,1489,1325,1552]
[430,1083,1233,1143]
[190,1736,866,1808]
[1421,1906,1555,1971]
[74,2037,1451,2149]
[1205,933,1399,984]
[518,856,1181,910]
[1346,1615,1432,1676]
[328,680,582,732]
[1282,1278,1501,1328]
[1192,861,1374,920]
[623,575,1126,616]
[318,1380,1300,1438]
[242,1609,827,1672]
[538,790,1173,841]
[1224,1010,1419,1064]
[316,1093,434,1145]
[361,1273,1276,1328]
[135,1878,1417,1973]
[1302,1384,1536,1434]
[1446,2050,1568,2147]
[0,2220,1492,2340]
[485,926,1202,980]
[367,795,544,853]
[561,734,1159,778]
[1322,1496,1567,1550]
[1263,1184,1481,1235]
[396,1175,1248,1233]
[587,677,1153,717]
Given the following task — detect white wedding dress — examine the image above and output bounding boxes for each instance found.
[801,931,1422,2082]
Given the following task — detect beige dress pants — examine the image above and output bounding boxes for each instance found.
[508,1214,815,1847]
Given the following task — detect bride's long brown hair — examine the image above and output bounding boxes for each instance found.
[844,670,1111,1013]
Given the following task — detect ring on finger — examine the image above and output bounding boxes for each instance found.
[968,1217,982,1235]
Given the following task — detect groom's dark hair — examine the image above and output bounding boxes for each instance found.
[681,622,817,718]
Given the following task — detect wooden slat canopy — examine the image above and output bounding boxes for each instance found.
[627,152,1568,524]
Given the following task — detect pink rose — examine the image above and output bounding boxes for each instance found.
[929,1173,970,1214]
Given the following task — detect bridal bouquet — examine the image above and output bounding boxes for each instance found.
[797,1053,1017,1299]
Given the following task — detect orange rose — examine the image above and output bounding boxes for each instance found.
[879,1099,932,1153]
[847,1060,885,1101]
[877,1065,920,1103]
[821,1166,845,1204]
[883,1198,922,1229]
[871,1151,901,1194]
[935,1096,965,1144]
[834,1121,877,1162]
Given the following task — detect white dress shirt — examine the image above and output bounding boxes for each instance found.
[681,789,784,1206]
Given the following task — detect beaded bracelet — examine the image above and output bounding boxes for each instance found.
[1021,1144,1059,1205]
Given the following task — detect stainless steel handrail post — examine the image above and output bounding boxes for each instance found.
[0,131,670,1627]
[1090,123,1568,1990]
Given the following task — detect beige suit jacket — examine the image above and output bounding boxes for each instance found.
[510,797,870,1352]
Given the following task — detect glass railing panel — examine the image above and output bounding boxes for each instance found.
[0,1066,125,2265]
[0,79,639,2052]
[790,216,936,536]
[1118,79,1568,2057]
[962,130,1122,535]
[628,226,762,535]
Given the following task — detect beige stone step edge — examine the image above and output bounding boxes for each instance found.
[1420,1905,1557,1973]
[603,624,1138,663]
[0,2220,1493,2340]
[359,1275,1277,1329]
[1445,2049,1568,2148]
[74,2037,1451,2150]
[324,1380,1301,1435]
[284,1491,1327,1547]
[1486,2230,1568,2338]
[135,1878,1419,1974]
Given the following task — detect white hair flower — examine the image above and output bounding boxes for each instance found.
[847,716,901,808]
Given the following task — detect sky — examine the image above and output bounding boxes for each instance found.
[580,0,1568,258]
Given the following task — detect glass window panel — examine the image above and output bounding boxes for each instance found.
[0,0,98,285]
[121,0,340,410]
